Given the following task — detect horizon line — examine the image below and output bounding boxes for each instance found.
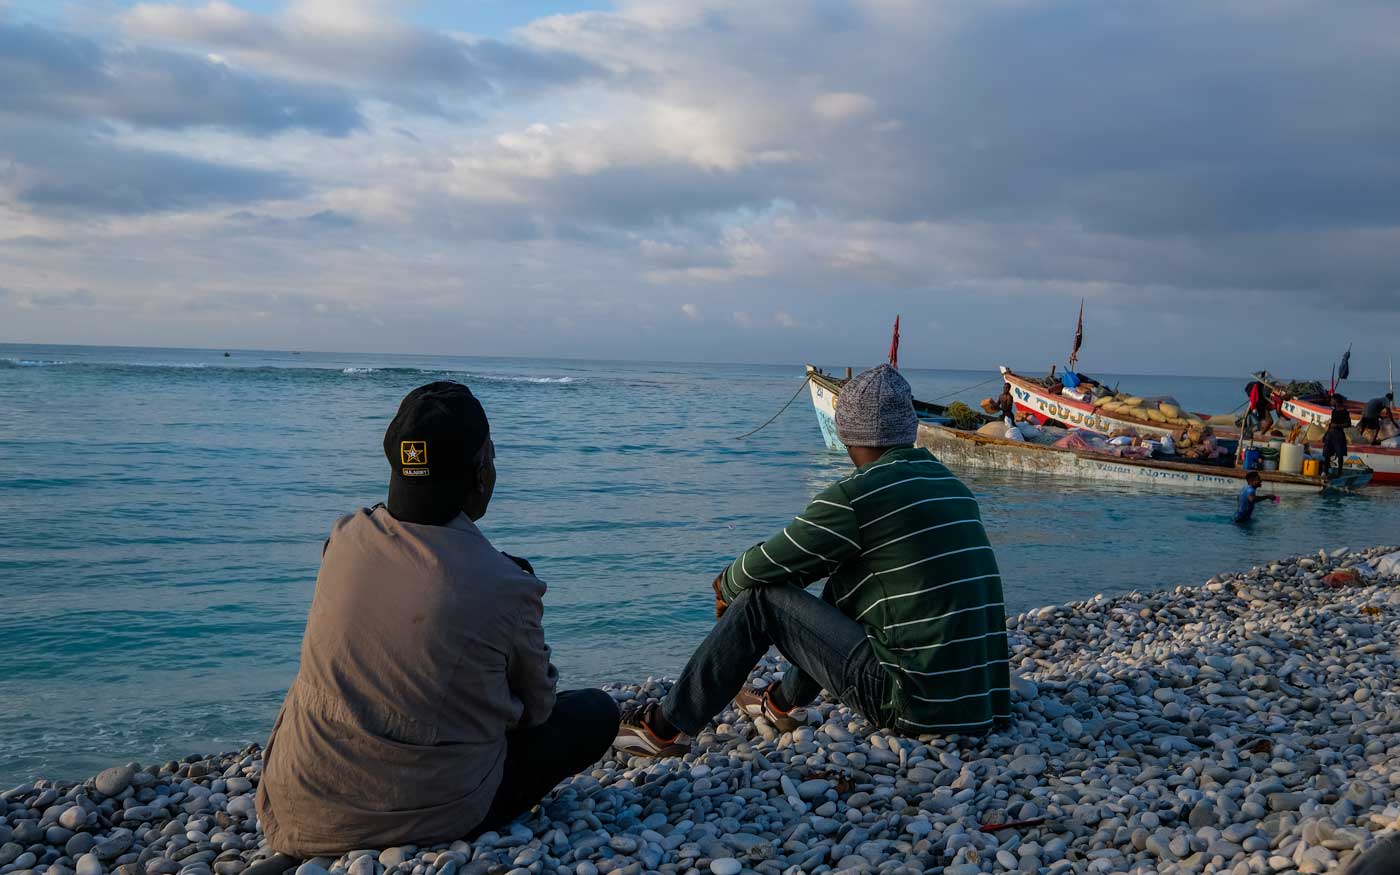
[1,339,1392,384]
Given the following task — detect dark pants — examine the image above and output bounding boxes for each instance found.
[1324,428,1348,475]
[471,689,619,834]
[662,583,890,735]
[1347,834,1400,875]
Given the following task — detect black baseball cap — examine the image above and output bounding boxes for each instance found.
[383,381,490,525]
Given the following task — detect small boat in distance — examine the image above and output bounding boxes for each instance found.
[805,366,1373,494]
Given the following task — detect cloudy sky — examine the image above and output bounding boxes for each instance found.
[2,0,1398,377]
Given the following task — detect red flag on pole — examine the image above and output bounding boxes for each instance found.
[888,315,900,369]
[1069,300,1084,368]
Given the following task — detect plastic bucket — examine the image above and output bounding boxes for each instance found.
[1302,458,1321,477]
[1243,447,1262,470]
[1279,442,1304,474]
[1263,459,1278,471]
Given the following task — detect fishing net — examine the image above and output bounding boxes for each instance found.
[945,401,983,430]
[1275,379,1326,399]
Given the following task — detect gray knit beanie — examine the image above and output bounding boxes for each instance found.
[835,364,918,447]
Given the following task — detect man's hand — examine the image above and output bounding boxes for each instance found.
[502,552,535,575]
[712,571,729,619]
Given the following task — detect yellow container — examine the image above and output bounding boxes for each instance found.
[1301,458,1321,477]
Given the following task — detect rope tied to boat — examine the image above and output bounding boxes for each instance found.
[735,377,811,440]
[928,374,1003,403]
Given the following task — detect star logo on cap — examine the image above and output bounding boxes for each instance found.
[400,441,428,466]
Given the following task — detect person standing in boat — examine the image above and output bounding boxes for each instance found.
[996,382,1015,426]
[1358,392,1396,446]
[613,365,1010,756]
[1323,393,1352,478]
[1243,379,1274,437]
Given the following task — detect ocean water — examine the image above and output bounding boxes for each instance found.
[1,343,1396,786]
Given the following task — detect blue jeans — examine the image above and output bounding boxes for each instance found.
[662,583,892,735]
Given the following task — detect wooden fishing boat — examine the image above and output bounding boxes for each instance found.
[999,367,1210,438]
[916,423,1370,494]
[1267,392,1400,487]
[1002,366,1394,484]
[806,366,1373,494]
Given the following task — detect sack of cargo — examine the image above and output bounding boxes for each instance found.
[1159,402,1182,418]
[1018,420,1042,439]
[1121,396,1144,407]
[1004,426,1025,441]
[978,421,1007,437]
[1145,409,1167,422]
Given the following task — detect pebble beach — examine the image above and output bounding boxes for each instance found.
[5,545,1400,875]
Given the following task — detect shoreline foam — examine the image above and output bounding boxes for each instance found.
[4,545,1399,875]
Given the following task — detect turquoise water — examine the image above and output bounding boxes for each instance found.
[1,343,1396,785]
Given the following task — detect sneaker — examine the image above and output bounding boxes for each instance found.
[613,702,691,758]
[734,686,803,734]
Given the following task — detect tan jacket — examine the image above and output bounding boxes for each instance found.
[257,506,557,855]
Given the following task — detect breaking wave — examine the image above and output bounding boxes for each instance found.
[1,358,71,367]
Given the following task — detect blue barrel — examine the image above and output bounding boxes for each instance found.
[1243,447,1262,470]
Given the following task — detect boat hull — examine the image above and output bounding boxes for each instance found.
[807,371,845,451]
[916,424,1366,493]
[1000,368,1182,438]
[1276,397,1400,486]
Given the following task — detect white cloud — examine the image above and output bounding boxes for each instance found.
[811,92,876,123]
[4,0,1400,375]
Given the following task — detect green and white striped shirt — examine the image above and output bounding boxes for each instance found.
[720,447,1010,732]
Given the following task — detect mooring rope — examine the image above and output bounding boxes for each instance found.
[928,374,1003,403]
[735,377,811,440]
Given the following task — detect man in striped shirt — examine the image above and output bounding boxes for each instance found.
[615,365,1010,756]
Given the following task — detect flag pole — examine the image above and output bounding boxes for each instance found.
[1068,299,1084,370]
[888,314,900,370]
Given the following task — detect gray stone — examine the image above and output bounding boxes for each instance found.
[346,856,376,875]
[67,835,97,858]
[376,850,409,869]
[95,769,135,798]
[1,842,24,866]
[1187,800,1216,830]
[1267,792,1306,812]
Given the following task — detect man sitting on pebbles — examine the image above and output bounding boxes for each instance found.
[251,382,619,874]
[615,365,1011,757]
